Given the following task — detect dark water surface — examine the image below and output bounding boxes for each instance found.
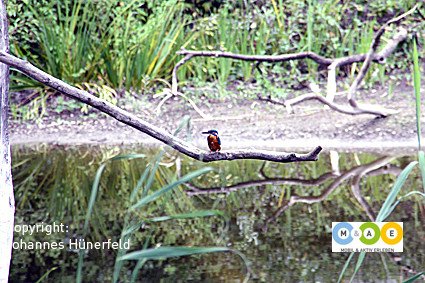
[9,144,425,282]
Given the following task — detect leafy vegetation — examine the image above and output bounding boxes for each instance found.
[6,0,424,119]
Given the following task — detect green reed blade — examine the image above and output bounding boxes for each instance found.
[84,154,146,231]
[131,167,214,209]
[128,229,154,283]
[118,246,230,261]
[349,252,366,283]
[412,35,425,189]
[387,191,425,214]
[10,74,43,90]
[173,115,191,136]
[78,153,145,282]
[123,210,227,236]
[142,151,165,198]
[412,35,421,150]
[337,252,355,283]
[307,0,313,53]
[402,272,425,283]
[146,209,226,223]
[112,232,132,283]
[418,151,425,192]
[130,259,147,283]
[376,161,418,222]
[130,164,151,202]
[76,251,85,283]
[35,267,58,283]
[119,246,251,282]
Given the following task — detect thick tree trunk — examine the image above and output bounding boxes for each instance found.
[0,0,14,282]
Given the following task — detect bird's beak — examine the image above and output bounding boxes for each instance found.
[202,131,209,134]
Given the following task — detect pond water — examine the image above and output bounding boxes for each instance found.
[9,144,425,282]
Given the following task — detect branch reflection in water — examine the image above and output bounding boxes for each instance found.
[11,145,425,281]
[184,152,424,278]
[184,156,402,227]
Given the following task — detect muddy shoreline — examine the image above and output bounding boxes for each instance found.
[9,82,423,155]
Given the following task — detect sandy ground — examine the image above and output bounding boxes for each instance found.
[9,81,424,155]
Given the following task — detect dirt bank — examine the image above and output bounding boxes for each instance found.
[9,82,423,155]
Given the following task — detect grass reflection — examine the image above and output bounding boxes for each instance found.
[10,145,425,282]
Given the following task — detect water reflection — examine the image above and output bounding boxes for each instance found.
[10,145,425,282]
[184,156,403,227]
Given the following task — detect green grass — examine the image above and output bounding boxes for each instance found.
[6,1,424,122]
[7,0,422,97]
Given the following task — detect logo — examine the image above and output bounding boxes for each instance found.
[332,222,403,252]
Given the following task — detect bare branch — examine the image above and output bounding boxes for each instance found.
[259,28,408,116]
[172,55,194,94]
[172,49,370,93]
[348,5,417,104]
[257,94,286,107]
[259,88,397,116]
[365,164,403,176]
[0,51,322,163]
[153,88,211,119]
[176,49,334,64]
[197,146,322,162]
[173,25,409,94]
[172,11,412,117]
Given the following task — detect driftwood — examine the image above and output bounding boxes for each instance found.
[0,0,14,281]
[347,6,418,106]
[0,51,322,163]
[172,5,418,117]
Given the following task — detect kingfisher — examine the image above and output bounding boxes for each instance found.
[202,129,221,152]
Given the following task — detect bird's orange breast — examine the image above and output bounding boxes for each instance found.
[207,135,221,152]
